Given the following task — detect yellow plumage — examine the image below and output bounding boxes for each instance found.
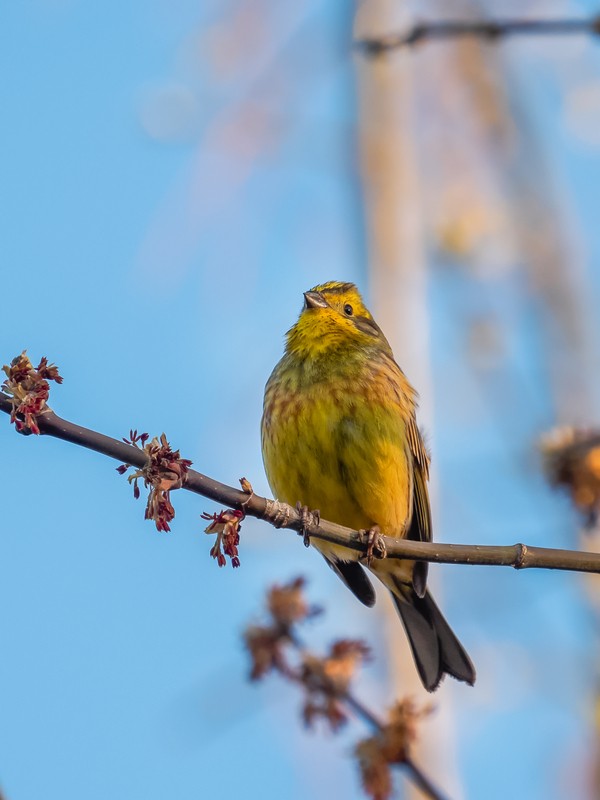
[261,281,475,691]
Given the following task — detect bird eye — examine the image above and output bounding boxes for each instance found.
[343,304,353,316]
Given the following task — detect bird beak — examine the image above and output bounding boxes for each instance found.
[303,291,328,310]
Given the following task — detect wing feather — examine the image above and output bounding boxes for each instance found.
[406,416,432,597]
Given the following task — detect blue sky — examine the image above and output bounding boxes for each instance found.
[3,2,600,799]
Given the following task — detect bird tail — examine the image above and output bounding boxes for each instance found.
[390,582,476,692]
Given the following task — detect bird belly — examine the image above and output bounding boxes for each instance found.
[261,380,412,563]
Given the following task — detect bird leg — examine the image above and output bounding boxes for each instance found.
[360,525,387,566]
[296,502,320,548]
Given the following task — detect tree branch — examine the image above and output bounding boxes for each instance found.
[2,390,599,574]
[355,16,600,56]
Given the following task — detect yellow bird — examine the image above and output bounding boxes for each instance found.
[261,281,475,691]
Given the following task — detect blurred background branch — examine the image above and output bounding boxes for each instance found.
[356,15,600,56]
[244,577,447,800]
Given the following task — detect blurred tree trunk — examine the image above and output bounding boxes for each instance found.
[354,3,465,798]
[416,0,599,795]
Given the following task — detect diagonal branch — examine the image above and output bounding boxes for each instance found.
[2,390,599,573]
[355,16,600,56]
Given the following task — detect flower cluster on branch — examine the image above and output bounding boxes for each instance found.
[2,351,62,434]
[244,576,372,731]
[244,577,320,679]
[541,426,600,526]
[202,508,243,567]
[356,699,432,800]
[301,639,372,730]
[117,430,192,532]
[201,477,253,567]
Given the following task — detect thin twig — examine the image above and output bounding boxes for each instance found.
[404,758,449,800]
[355,16,600,56]
[2,393,599,573]
[343,691,384,730]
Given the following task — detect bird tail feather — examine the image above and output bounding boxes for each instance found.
[390,581,476,692]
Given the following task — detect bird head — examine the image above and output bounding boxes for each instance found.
[285,281,391,359]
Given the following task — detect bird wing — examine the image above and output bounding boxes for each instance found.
[406,415,431,543]
[405,416,432,597]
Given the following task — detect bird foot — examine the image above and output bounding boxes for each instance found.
[360,525,386,566]
[296,502,320,548]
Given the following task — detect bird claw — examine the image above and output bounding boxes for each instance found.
[360,525,386,566]
[296,502,320,548]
